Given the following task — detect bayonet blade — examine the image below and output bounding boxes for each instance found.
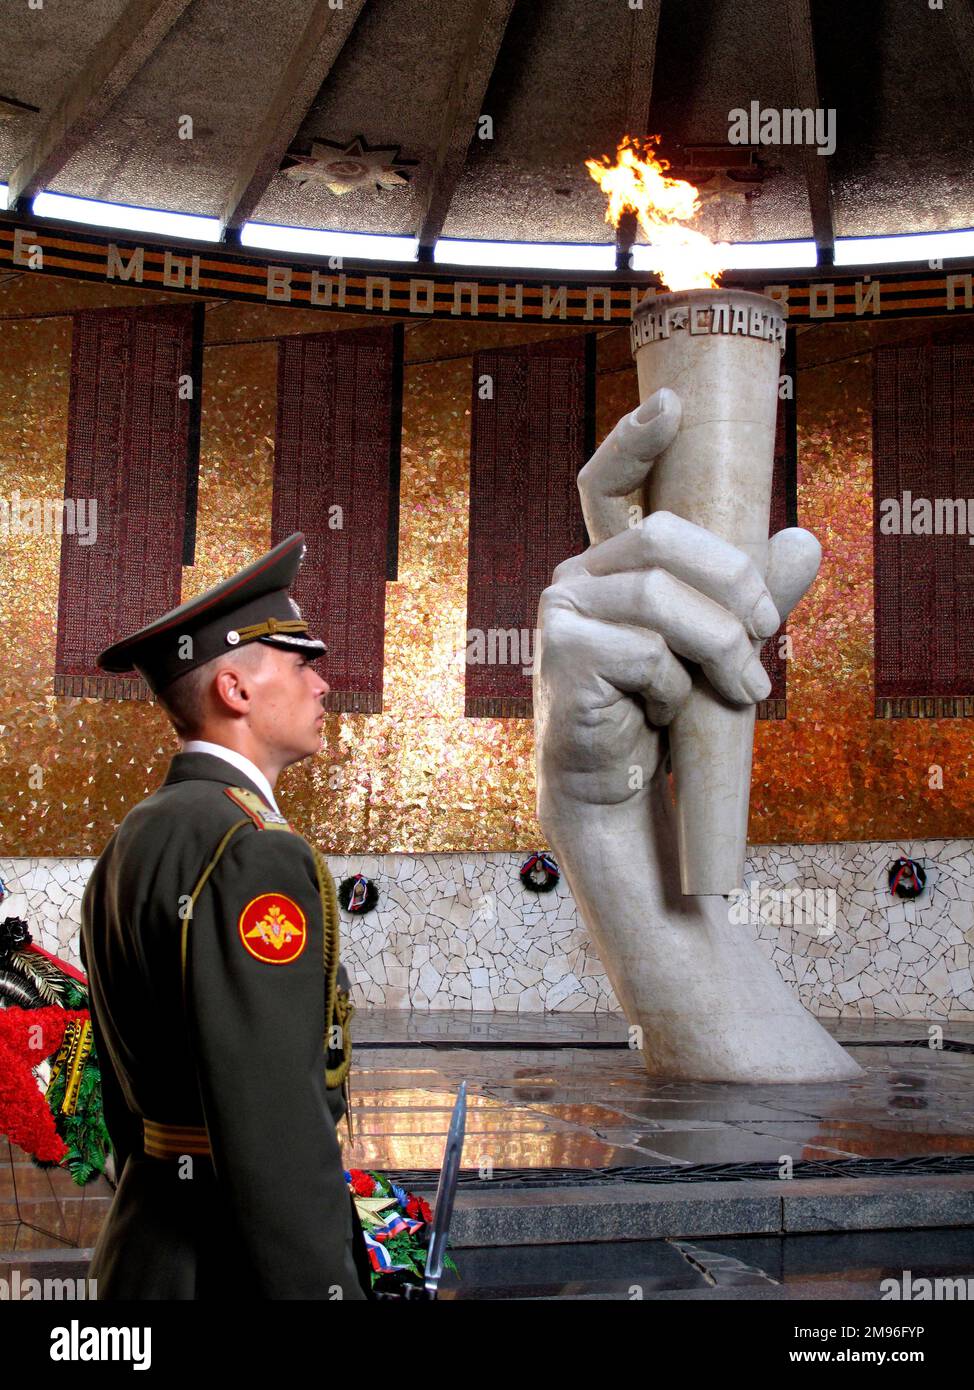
[422,1080,467,1297]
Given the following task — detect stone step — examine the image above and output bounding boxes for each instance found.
[0,1246,95,1297]
[446,1173,974,1246]
[438,1222,974,1300]
[4,1202,973,1303]
[4,1175,971,1298]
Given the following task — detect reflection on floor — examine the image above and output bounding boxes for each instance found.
[342,1012,974,1173]
[2,1012,973,1295]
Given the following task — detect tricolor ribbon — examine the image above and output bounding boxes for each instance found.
[362,1231,407,1272]
[890,856,926,896]
[524,853,557,873]
[370,1210,424,1243]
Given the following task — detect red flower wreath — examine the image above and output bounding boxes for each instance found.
[0,1007,89,1163]
[405,1193,433,1222]
[349,1168,377,1197]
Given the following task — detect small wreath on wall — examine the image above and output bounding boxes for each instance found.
[888,857,926,900]
[520,852,560,894]
[338,874,380,914]
[0,915,31,956]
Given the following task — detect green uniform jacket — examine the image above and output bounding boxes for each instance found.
[80,750,371,1300]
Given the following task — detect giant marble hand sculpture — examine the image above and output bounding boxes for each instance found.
[533,389,862,1083]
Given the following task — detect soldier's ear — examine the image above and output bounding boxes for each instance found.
[213,665,247,715]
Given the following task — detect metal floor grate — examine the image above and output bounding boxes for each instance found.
[396,1153,974,1188]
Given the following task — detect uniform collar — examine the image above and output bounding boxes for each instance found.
[169,741,283,815]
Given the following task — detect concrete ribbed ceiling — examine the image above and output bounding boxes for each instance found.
[0,0,971,257]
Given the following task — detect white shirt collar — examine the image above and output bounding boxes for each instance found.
[181,740,282,815]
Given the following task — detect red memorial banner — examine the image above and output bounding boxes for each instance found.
[465,333,594,718]
[273,323,403,714]
[874,322,974,717]
[53,304,203,700]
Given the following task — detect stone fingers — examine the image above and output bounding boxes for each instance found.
[540,607,692,727]
[764,526,822,625]
[545,569,772,705]
[576,388,682,545]
[579,509,781,641]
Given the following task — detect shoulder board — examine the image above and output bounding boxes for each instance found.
[224,786,293,831]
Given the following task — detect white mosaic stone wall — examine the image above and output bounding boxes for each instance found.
[1,839,972,1019]
[746,840,974,1020]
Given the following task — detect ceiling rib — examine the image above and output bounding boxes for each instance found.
[220,0,369,235]
[414,0,518,258]
[784,0,835,267]
[943,0,974,102]
[5,0,195,208]
[616,0,662,269]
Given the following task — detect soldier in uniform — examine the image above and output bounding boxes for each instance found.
[80,533,374,1300]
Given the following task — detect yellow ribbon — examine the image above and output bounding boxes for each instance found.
[46,1018,92,1116]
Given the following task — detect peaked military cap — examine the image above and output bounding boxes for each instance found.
[97,533,327,695]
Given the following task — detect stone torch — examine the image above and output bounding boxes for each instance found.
[629,287,786,895]
[586,136,788,895]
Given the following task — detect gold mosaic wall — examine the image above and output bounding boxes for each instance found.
[750,317,974,843]
[0,275,968,855]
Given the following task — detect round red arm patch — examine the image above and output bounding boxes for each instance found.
[238,892,308,965]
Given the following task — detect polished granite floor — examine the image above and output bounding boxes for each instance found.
[3,1012,973,1258]
[0,1140,111,1254]
[341,1012,974,1173]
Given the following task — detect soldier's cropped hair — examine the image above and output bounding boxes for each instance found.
[155,643,269,738]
